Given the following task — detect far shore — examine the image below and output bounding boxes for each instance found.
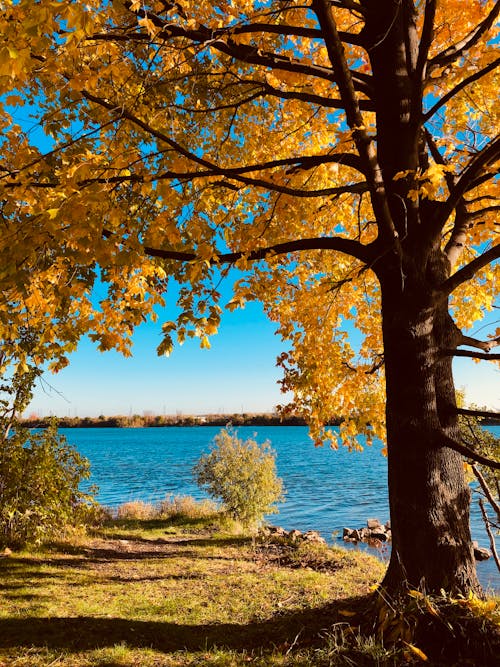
[20,412,336,429]
[20,412,500,429]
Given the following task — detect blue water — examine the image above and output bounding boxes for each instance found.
[62,425,500,592]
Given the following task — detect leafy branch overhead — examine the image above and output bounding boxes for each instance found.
[0,1,498,448]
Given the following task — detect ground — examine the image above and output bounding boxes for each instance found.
[0,518,498,666]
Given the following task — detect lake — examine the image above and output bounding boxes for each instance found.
[62,425,500,592]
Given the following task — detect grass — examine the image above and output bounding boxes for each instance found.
[0,505,498,666]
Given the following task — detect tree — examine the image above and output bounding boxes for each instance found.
[194,428,285,527]
[0,0,499,597]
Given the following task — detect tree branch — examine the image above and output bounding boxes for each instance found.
[441,435,500,470]
[466,206,500,221]
[473,467,500,519]
[75,153,368,186]
[443,349,500,361]
[423,57,500,122]
[478,499,500,572]
[431,135,500,233]
[415,0,437,85]
[437,243,500,297]
[81,90,369,198]
[114,5,373,96]
[103,230,374,265]
[428,0,500,73]
[459,334,500,352]
[312,0,396,244]
[227,22,365,47]
[258,81,375,112]
[457,408,500,421]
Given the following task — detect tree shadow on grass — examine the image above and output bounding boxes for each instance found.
[18,535,255,565]
[0,596,368,654]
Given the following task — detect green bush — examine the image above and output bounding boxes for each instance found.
[193,428,285,527]
[0,420,95,548]
[0,359,96,549]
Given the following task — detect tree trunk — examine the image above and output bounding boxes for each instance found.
[379,277,482,596]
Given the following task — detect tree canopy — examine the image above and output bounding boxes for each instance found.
[0,0,498,442]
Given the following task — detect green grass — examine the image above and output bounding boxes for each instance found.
[0,516,384,666]
[0,516,498,666]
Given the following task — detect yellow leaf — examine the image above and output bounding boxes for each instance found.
[404,642,428,661]
[408,589,425,599]
[200,336,211,349]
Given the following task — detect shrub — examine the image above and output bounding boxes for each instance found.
[193,428,285,527]
[0,420,95,548]
[0,361,96,549]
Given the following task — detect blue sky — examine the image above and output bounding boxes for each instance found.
[26,299,499,417]
[26,300,287,417]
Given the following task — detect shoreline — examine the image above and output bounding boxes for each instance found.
[20,413,342,429]
[18,414,500,429]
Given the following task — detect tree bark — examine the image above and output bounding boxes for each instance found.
[379,266,482,596]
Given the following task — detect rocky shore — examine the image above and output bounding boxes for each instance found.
[342,518,492,561]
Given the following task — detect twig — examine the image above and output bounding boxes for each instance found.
[472,465,500,520]
[478,499,500,573]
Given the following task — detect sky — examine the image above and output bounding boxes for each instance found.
[26,296,499,418]
[26,299,287,418]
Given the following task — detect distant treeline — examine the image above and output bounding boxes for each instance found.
[20,413,344,429]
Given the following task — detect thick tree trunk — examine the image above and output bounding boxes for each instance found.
[379,282,482,596]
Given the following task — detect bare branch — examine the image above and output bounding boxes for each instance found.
[103,230,374,265]
[444,349,500,361]
[466,206,500,221]
[258,81,375,111]
[140,233,371,265]
[423,57,500,122]
[457,408,500,421]
[459,333,499,352]
[478,499,500,572]
[444,205,470,266]
[438,243,500,297]
[428,0,500,73]
[473,466,500,519]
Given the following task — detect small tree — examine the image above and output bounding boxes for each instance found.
[194,429,285,527]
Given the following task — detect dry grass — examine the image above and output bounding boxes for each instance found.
[113,495,218,522]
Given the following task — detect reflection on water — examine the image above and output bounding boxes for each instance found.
[61,425,499,592]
